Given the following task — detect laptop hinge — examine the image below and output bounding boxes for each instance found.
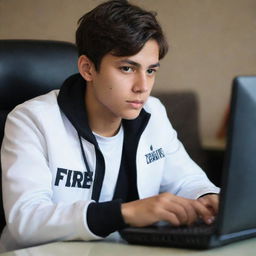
[219,228,256,241]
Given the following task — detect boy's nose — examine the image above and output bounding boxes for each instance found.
[132,73,149,93]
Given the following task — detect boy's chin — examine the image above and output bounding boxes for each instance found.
[122,110,141,120]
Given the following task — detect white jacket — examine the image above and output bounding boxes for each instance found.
[0,74,219,251]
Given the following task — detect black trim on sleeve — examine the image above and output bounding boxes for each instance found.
[198,193,218,198]
[86,200,127,237]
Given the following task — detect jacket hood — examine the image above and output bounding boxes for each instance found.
[57,73,96,144]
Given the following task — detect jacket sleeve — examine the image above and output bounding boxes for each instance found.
[1,106,101,248]
[156,100,220,199]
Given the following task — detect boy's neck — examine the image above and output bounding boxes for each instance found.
[85,86,121,137]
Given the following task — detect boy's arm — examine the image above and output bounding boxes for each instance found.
[146,98,220,199]
[1,108,101,248]
[121,192,218,227]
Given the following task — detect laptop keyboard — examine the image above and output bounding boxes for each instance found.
[154,221,215,235]
[120,221,216,249]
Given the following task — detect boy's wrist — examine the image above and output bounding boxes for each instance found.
[121,202,133,226]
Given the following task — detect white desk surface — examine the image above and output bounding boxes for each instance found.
[1,238,256,256]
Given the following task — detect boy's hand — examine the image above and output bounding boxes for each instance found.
[197,194,219,217]
[121,192,219,227]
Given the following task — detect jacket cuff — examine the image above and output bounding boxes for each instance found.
[86,199,127,237]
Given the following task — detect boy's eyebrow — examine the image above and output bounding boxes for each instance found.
[117,59,160,68]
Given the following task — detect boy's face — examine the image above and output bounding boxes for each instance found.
[87,39,160,120]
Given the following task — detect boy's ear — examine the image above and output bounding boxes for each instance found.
[78,55,95,81]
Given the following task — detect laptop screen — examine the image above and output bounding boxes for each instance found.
[218,76,256,235]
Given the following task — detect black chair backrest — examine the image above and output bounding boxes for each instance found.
[153,92,206,168]
[0,39,78,232]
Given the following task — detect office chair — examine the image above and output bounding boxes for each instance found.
[0,39,78,233]
[153,92,205,166]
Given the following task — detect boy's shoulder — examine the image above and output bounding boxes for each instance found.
[12,90,59,113]
[8,90,60,121]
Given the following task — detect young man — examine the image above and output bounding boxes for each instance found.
[0,0,219,252]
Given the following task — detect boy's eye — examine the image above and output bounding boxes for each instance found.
[147,69,157,75]
[120,66,134,73]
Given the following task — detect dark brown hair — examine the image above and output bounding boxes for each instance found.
[76,0,169,71]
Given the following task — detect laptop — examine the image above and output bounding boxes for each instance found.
[119,76,256,249]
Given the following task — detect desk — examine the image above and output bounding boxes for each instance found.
[1,238,256,256]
